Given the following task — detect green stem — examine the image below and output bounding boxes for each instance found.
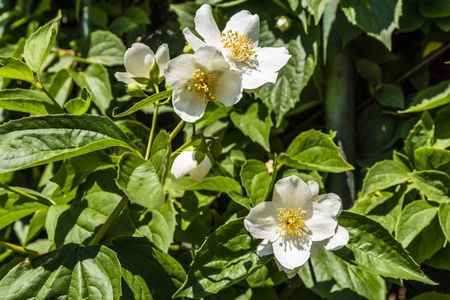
[145,102,159,160]
[169,120,186,141]
[89,196,129,246]
[0,241,38,256]
[171,137,193,158]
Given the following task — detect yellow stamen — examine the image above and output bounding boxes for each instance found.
[276,208,308,238]
[220,30,256,62]
[186,69,218,101]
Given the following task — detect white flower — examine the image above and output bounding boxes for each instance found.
[164,46,243,122]
[183,4,291,90]
[115,43,170,86]
[244,175,346,275]
[171,150,212,181]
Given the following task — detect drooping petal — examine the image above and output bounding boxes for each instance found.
[244,202,278,242]
[172,89,207,122]
[155,44,170,76]
[214,70,243,106]
[305,211,337,241]
[124,43,155,78]
[194,4,221,45]
[315,193,342,218]
[241,69,277,90]
[256,239,273,257]
[324,225,349,251]
[223,10,260,45]
[190,155,212,181]
[307,181,319,198]
[164,54,196,90]
[274,259,299,278]
[171,151,197,179]
[254,47,291,73]
[114,72,135,85]
[183,28,206,51]
[272,236,312,270]
[272,176,313,212]
[193,46,229,73]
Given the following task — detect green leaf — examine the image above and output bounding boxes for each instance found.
[279,130,353,173]
[87,30,126,66]
[0,244,122,299]
[405,112,434,159]
[24,11,61,73]
[48,69,73,106]
[396,200,438,247]
[0,114,137,173]
[414,147,450,172]
[419,0,450,18]
[113,237,186,300]
[355,58,381,83]
[174,218,265,298]
[407,217,446,263]
[168,176,242,194]
[361,160,410,196]
[339,211,435,284]
[301,0,332,24]
[0,192,45,231]
[410,170,450,203]
[439,203,450,242]
[0,89,61,114]
[411,292,450,300]
[0,57,34,83]
[64,89,92,115]
[150,131,171,183]
[112,90,172,118]
[399,80,450,113]
[230,103,272,151]
[340,0,402,49]
[240,159,271,207]
[375,83,404,108]
[116,152,164,209]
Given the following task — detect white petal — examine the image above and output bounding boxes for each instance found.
[254,47,291,73]
[224,10,260,45]
[305,211,337,241]
[244,202,278,242]
[194,4,221,45]
[183,28,206,51]
[272,236,312,270]
[272,176,313,212]
[307,181,319,198]
[256,239,273,257]
[165,54,196,90]
[115,72,135,85]
[274,259,298,278]
[241,69,277,90]
[155,44,170,76]
[193,46,229,72]
[172,89,207,122]
[214,70,243,106]
[189,155,212,181]
[324,226,349,251]
[315,193,342,218]
[124,43,155,78]
[171,151,197,179]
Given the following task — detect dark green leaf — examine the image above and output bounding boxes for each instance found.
[404,112,434,159]
[168,176,242,194]
[150,131,171,183]
[410,170,450,203]
[400,80,450,113]
[419,0,450,18]
[375,83,404,108]
[240,159,271,207]
[439,203,450,242]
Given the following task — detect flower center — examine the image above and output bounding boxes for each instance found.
[220,30,256,62]
[186,68,218,101]
[276,208,308,238]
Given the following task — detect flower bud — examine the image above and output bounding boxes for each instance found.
[276,16,292,32]
[171,150,212,181]
[126,83,146,97]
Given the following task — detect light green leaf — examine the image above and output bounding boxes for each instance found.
[0,114,137,173]
[301,0,332,24]
[375,83,405,108]
[405,112,434,159]
[64,89,91,115]
[0,89,61,114]
[396,200,438,247]
[230,103,272,151]
[407,217,446,263]
[414,146,450,172]
[0,244,122,300]
[174,218,265,298]
[24,11,61,73]
[24,207,48,244]
[0,192,45,231]
[87,30,126,66]
[410,170,450,203]
[399,80,450,113]
[48,69,73,106]
[279,130,353,173]
[113,90,172,118]
[150,131,171,183]
[340,0,402,49]
[361,160,410,196]
[439,203,450,242]
[169,176,242,194]
[240,159,271,207]
[0,57,34,83]
[116,152,164,209]
[339,211,435,284]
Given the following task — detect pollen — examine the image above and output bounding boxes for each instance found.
[220,30,256,62]
[186,69,218,101]
[276,208,308,238]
